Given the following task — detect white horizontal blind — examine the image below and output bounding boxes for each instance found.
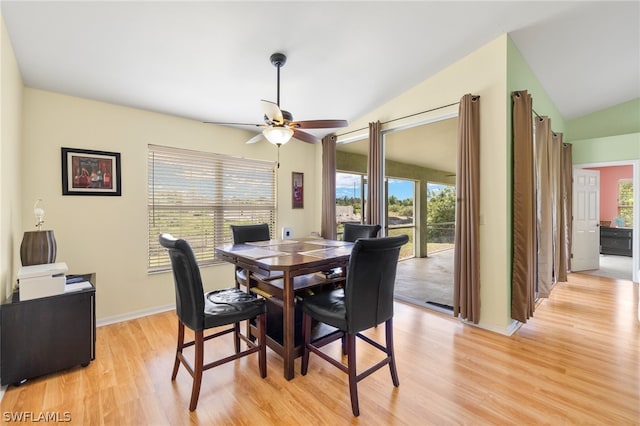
[148,144,276,272]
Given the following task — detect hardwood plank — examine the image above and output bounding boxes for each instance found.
[1,273,638,424]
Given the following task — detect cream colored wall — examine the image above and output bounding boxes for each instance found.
[1,16,23,302]
[340,35,512,333]
[21,88,319,321]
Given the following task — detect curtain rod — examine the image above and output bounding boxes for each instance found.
[336,100,461,138]
[513,91,559,138]
[532,108,559,137]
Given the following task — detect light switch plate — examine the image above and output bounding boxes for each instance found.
[282,227,293,239]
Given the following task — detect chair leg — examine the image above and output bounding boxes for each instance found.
[189,330,205,411]
[257,313,267,378]
[172,321,185,380]
[300,312,312,375]
[385,319,400,387]
[346,333,360,417]
[233,322,241,353]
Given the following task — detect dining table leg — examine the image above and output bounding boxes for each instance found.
[282,270,295,380]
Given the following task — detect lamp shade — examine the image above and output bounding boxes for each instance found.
[20,230,57,266]
[263,126,293,145]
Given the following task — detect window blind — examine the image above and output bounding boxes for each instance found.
[148,144,276,272]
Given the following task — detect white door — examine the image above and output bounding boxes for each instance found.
[572,168,600,271]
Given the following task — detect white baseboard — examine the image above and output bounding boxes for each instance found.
[459,317,521,336]
[96,303,175,327]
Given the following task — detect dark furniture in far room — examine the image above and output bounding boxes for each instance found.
[1,273,96,386]
[600,226,633,257]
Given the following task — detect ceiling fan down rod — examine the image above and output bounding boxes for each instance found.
[270,53,287,107]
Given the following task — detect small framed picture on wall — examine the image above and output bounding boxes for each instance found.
[292,172,303,209]
[61,147,121,196]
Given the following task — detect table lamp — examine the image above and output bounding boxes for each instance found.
[20,199,57,266]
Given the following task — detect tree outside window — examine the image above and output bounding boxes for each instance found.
[618,179,633,227]
[426,183,456,254]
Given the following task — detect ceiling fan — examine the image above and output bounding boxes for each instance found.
[206,52,348,146]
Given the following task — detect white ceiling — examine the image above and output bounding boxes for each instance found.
[2,1,639,143]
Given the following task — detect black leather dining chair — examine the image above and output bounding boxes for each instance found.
[230,223,271,245]
[300,234,409,416]
[342,223,382,242]
[230,223,272,289]
[159,233,267,411]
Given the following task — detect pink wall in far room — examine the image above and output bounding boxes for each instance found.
[584,165,633,223]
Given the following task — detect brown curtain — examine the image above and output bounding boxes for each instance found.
[558,142,573,280]
[453,94,480,324]
[535,117,553,297]
[321,134,337,239]
[367,121,382,226]
[551,131,563,285]
[511,90,536,323]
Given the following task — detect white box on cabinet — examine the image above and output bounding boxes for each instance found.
[17,262,68,301]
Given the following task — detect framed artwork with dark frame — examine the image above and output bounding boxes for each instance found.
[61,147,121,196]
[292,171,304,209]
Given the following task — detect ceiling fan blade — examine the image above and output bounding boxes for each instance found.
[260,100,284,125]
[292,129,320,144]
[246,133,264,145]
[291,119,348,129]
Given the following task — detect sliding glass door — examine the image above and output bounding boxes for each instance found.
[426,182,456,255]
[335,172,366,239]
[386,177,415,259]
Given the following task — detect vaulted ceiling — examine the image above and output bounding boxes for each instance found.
[2,1,638,151]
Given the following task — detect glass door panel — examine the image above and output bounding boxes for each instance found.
[426,182,456,255]
[336,172,365,239]
[387,178,415,259]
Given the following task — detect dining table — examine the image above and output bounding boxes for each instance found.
[215,237,353,380]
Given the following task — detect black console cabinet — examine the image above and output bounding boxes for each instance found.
[600,227,633,257]
[1,273,95,386]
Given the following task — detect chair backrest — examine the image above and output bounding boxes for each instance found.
[230,223,271,244]
[344,234,409,333]
[342,223,382,242]
[159,234,205,331]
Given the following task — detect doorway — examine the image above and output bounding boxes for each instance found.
[335,114,458,312]
[573,160,639,283]
[382,116,458,311]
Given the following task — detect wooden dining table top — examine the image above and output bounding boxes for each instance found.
[214,237,354,271]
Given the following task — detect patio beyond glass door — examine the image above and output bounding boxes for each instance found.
[336,172,366,239]
[386,177,415,259]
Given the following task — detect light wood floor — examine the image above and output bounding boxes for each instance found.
[1,273,638,425]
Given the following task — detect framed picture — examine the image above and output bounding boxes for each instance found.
[61,147,121,196]
[292,172,304,209]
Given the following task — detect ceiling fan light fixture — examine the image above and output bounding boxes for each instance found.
[263,126,293,145]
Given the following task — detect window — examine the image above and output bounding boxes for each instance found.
[618,179,633,227]
[387,177,415,259]
[148,144,276,272]
[426,182,456,255]
[335,172,365,238]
